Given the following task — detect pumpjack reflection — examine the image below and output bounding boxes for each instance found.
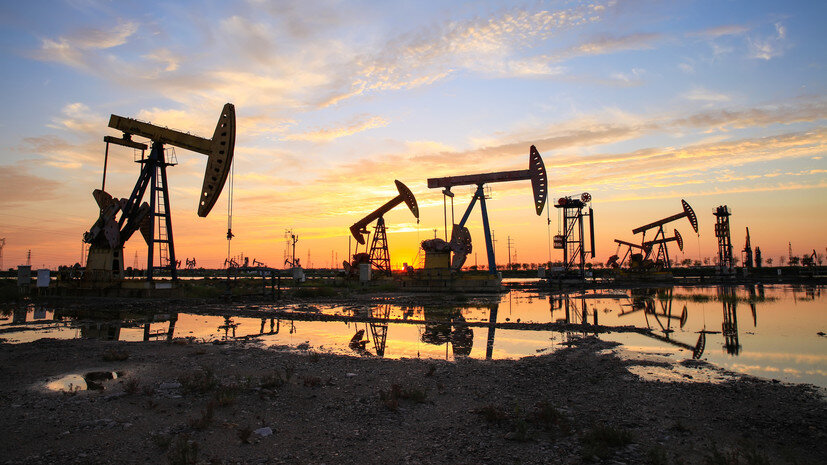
[50,308,179,342]
[615,285,759,358]
[420,307,474,358]
[349,305,392,357]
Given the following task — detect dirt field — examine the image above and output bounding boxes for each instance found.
[0,336,824,464]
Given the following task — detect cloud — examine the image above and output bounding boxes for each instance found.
[0,163,64,203]
[47,102,106,135]
[282,115,389,142]
[34,20,138,71]
[142,48,180,72]
[686,24,750,39]
[298,99,827,206]
[683,87,731,103]
[748,22,788,60]
[338,2,609,98]
[568,33,661,56]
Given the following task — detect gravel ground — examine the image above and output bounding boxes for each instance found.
[0,336,824,464]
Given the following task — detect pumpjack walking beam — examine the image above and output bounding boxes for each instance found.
[427,145,547,274]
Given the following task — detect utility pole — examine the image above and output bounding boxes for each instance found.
[507,235,514,270]
[491,231,497,267]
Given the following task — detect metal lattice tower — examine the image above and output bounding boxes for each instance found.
[553,193,595,277]
[143,143,178,279]
[0,238,5,270]
[714,205,733,270]
[369,217,391,275]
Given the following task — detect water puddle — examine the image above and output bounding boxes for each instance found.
[601,347,739,384]
[4,284,825,387]
[44,371,122,392]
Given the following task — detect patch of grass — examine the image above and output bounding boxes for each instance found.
[528,402,571,434]
[259,365,295,390]
[167,434,199,465]
[187,401,215,431]
[181,282,222,299]
[0,281,20,302]
[580,423,634,460]
[179,367,218,394]
[378,384,428,411]
[238,425,253,444]
[302,375,323,387]
[294,286,338,298]
[213,384,238,406]
[123,377,140,395]
[473,404,509,425]
[511,416,531,442]
[704,443,770,465]
[101,348,129,361]
[647,446,669,465]
[149,431,171,449]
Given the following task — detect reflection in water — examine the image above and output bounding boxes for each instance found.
[421,307,474,358]
[720,286,740,355]
[348,306,392,357]
[625,288,708,359]
[2,284,824,386]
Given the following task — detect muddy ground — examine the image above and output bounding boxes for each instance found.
[0,336,824,465]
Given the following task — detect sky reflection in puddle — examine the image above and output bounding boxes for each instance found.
[2,284,824,387]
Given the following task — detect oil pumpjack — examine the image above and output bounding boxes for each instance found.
[82,104,236,283]
[426,145,547,274]
[608,199,697,270]
[346,180,419,277]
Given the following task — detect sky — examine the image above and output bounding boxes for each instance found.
[0,0,825,270]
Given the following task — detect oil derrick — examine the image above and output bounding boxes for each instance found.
[347,180,419,277]
[368,218,391,274]
[742,228,753,269]
[553,193,595,278]
[83,103,235,282]
[426,145,547,273]
[714,205,733,271]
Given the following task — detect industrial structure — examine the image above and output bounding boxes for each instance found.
[346,180,419,277]
[608,199,697,271]
[426,145,547,274]
[714,205,733,271]
[553,193,594,277]
[82,103,235,283]
[742,228,753,269]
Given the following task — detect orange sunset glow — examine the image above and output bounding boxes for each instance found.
[0,1,824,270]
